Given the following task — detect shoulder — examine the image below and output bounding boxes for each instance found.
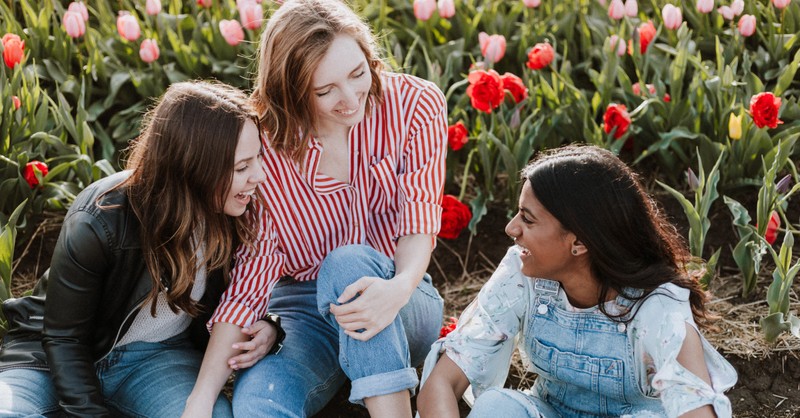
[477,247,533,309]
[635,283,692,321]
[380,72,446,111]
[63,171,137,247]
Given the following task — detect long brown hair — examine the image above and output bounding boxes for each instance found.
[523,145,712,328]
[114,81,259,316]
[251,0,384,165]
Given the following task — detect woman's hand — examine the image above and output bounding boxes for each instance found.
[227,319,277,370]
[329,276,408,341]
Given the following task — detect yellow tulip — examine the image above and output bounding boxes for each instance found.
[728,112,743,140]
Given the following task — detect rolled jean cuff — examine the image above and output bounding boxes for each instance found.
[348,367,419,406]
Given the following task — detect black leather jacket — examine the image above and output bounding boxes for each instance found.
[0,171,226,417]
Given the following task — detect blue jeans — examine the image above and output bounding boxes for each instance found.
[0,333,232,418]
[233,244,444,417]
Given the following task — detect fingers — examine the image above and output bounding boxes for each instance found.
[337,278,371,303]
[242,320,269,337]
[228,346,266,370]
[345,328,376,341]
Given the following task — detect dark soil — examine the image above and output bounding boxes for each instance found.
[8,181,800,417]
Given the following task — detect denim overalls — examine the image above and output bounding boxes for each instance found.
[523,278,664,417]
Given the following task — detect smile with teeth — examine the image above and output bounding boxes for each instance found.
[335,108,358,116]
[234,190,255,203]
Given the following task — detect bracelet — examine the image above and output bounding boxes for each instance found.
[261,312,285,355]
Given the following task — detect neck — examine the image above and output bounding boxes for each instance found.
[559,270,616,309]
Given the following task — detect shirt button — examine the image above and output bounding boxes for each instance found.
[537,304,548,315]
[618,323,627,332]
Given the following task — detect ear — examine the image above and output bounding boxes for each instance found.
[570,238,588,256]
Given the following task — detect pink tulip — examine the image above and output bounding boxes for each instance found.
[239,1,263,30]
[62,11,86,38]
[624,0,638,17]
[479,32,506,64]
[413,0,436,21]
[772,0,791,8]
[437,0,455,18]
[116,13,140,41]
[662,4,683,30]
[696,0,714,13]
[609,34,626,56]
[718,5,734,19]
[68,2,89,22]
[608,0,625,19]
[197,0,213,8]
[523,0,541,7]
[146,0,161,15]
[219,19,245,46]
[731,0,744,15]
[139,39,159,63]
[738,14,756,36]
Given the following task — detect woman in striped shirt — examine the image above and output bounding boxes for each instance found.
[183,0,447,417]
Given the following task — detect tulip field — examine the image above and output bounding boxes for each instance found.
[2,0,800,415]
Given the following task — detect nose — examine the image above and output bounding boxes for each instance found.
[341,85,360,109]
[504,217,518,240]
[251,163,267,184]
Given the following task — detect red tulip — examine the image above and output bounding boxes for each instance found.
[603,103,632,139]
[466,69,505,113]
[438,195,471,240]
[764,211,780,245]
[23,161,48,189]
[12,95,21,110]
[447,122,469,151]
[197,0,213,8]
[500,72,528,104]
[629,20,656,54]
[2,33,25,69]
[749,92,783,129]
[526,42,554,70]
[439,317,458,338]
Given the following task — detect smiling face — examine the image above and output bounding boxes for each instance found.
[505,180,577,280]
[223,120,266,217]
[311,33,372,137]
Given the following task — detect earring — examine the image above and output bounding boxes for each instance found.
[571,249,578,255]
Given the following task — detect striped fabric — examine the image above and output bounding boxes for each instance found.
[209,73,448,327]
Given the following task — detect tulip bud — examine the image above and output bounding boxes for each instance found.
[717,5,734,20]
[239,1,263,30]
[763,211,780,245]
[662,4,683,30]
[775,174,792,194]
[738,14,756,37]
[624,0,638,17]
[772,0,791,8]
[219,20,245,46]
[413,0,436,21]
[68,2,89,22]
[608,0,625,19]
[197,0,213,8]
[731,0,744,15]
[2,33,25,69]
[523,0,541,7]
[63,11,86,38]
[116,13,141,41]
[437,0,455,18]
[686,168,700,191]
[728,112,742,140]
[23,160,48,189]
[146,0,162,15]
[608,35,626,56]
[139,39,159,63]
[479,32,506,64]
[696,0,714,13]
[12,95,21,110]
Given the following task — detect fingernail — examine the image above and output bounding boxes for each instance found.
[232,344,239,349]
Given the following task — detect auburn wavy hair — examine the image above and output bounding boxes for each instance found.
[251,0,384,166]
[110,81,260,316]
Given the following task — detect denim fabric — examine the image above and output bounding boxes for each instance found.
[233,244,444,417]
[0,333,231,418]
[469,387,557,418]
[0,368,60,417]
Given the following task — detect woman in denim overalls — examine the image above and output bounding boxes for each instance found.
[418,145,737,418]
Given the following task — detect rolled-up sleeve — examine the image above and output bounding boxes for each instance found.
[397,83,447,244]
[209,202,285,329]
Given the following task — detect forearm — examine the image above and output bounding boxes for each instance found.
[392,233,434,301]
[184,322,247,414]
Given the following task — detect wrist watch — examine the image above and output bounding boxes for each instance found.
[262,312,286,355]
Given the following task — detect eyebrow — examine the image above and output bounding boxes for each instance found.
[313,63,366,90]
[519,206,536,220]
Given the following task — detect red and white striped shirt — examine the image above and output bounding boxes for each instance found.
[209,73,448,327]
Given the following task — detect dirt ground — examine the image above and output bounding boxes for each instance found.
[8,184,800,417]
